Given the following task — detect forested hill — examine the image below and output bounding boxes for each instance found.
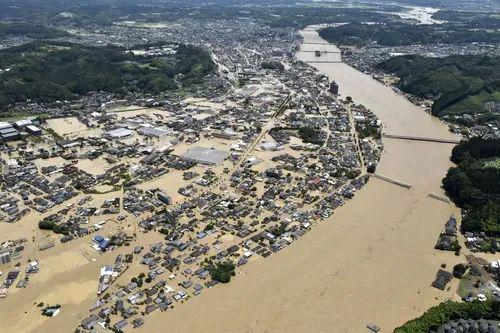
[442,138,499,248]
[375,54,500,124]
[318,23,500,47]
[0,23,69,39]
[0,42,214,110]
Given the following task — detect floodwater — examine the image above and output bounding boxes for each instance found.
[134,28,463,333]
[0,28,463,333]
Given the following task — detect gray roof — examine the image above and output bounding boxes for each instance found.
[106,127,133,138]
[137,126,168,137]
[0,127,18,135]
[0,122,12,130]
[15,119,33,127]
[182,147,230,165]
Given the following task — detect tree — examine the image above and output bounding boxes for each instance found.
[367,164,376,173]
[209,261,235,284]
[452,264,467,279]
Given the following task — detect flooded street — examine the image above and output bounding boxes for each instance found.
[134,29,463,333]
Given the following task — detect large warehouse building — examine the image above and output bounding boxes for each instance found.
[182,147,230,165]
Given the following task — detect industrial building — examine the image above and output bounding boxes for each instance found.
[14,119,33,129]
[26,125,42,136]
[0,122,21,142]
[105,128,133,139]
[182,147,230,165]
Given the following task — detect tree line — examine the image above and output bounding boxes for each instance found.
[442,137,500,238]
[319,23,500,47]
[375,54,500,123]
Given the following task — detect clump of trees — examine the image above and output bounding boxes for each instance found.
[209,261,235,284]
[442,138,500,238]
[395,300,500,333]
[452,263,468,279]
[298,126,324,145]
[357,125,381,139]
[38,220,68,235]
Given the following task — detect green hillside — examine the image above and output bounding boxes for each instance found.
[0,42,214,111]
[376,55,500,123]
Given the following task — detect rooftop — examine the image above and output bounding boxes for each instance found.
[182,147,230,165]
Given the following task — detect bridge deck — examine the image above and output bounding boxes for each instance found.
[303,61,342,64]
[371,174,412,189]
[384,134,461,144]
[301,42,332,45]
[299,50,341,54]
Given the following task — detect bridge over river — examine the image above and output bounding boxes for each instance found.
[384,134,461,144]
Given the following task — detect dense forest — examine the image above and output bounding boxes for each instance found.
[0,23,68,39]
[442,138,500,240]
[0,42,214,110]
[432,10,500,28]
[394,300,500,333]
[318,23,500,47]
[376,55,500,122]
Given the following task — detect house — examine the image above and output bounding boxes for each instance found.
[113,319,127,331]
[81,314,99,330]
[182,280,193,288]
[132,318,144,328]
[0,249,12,265]
[431,269,452,290]
[490,259,500,272]
[145,304,158,314]
[157,191,172,205]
